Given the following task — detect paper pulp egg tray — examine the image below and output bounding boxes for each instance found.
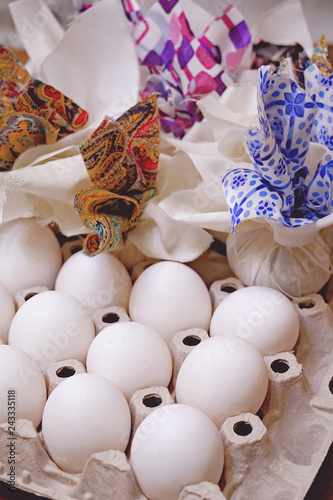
[0,275,332,500]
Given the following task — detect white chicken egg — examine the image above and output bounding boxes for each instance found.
[42,372,131,473]
[0,218,62,295]
[55,251,132,312]
[129,262,212,345]
[130,403,224,500]
[0,345,46,428]
[8,291,95,372]
[86,321,172,401]
[210,286,299,356]
[176,336,268,428]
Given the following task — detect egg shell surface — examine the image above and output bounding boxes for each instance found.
[131,403,224,500]
[129,262,212,345]
[42,372,131,473]
[176,335,268,428]
[0,218,62,295]
[8,291,95,372]
[87,321,172,401]
[0,345,46,427]
[55,251,132,312]
[210,286,299,356]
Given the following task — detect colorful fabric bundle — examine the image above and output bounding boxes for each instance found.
[221,56,333,297]
[310,35,332,77]
[304,36,333,151]
[122,0,250,137]
[0,45,88,171]
[250,36,333,153]
[74,94,159,255]
[251,40,309,84]
[223,65,333,230]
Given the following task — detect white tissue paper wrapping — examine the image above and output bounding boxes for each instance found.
[248,0,313,55]
[127,152,214,261]
[215,73,333,296]
[148,85,257,260]
[1,0,139,238]
[144,0,316,262]
[3,0,330,269]
[226,221,331,297]
[9,0,65,76]
[11,0,141,125]
[0,143,93,236]
[188,57,333,295]
[38,0,140,126]
[235,0,314,84]
[3,0,221,261]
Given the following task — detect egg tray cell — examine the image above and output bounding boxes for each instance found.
[0,279,333,500]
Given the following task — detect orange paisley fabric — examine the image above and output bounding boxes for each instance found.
[0,45,88,171]
[74,94,160,255]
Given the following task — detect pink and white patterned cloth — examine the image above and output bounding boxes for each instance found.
[122,0,251,136]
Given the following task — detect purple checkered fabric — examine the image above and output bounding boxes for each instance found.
[122,0,251,136]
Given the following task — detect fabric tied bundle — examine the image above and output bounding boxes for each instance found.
[223,65,333,230]
[0,45,88,171]
[74,95,160,256]
[223,61,333,296]
[226,221,331,297]
[122,0,251,137]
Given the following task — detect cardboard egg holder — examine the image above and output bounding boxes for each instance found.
[0,275,333,500]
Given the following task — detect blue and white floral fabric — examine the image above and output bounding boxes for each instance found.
[223,65,333,230]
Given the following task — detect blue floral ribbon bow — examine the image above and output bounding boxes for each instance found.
[223,65,333,231]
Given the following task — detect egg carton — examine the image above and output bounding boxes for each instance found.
[0,280,333,500]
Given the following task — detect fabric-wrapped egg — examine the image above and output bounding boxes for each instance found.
[42,373,131,473]
[176,336,268,428]
[0,218,62,295]
[0,345,47,428]
[86,321,172,400]
[55,251,132,312]
[131,403,224,500]
[8,291,95,372]
[226,223,331,297]
[129,262,212,345]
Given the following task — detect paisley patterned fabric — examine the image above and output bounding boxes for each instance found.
[223,65,333,230]
[0,45,88,171]
[74,94,159,255]
[122,0,251,137]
